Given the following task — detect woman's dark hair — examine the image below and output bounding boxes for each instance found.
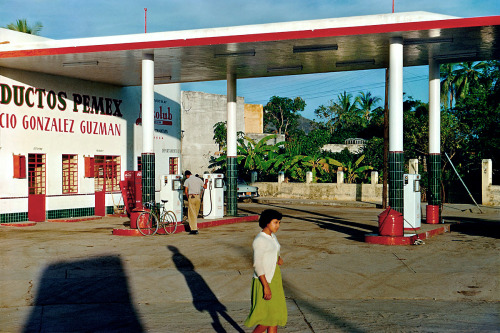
[259,209,282,229]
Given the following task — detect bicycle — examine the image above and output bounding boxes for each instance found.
[136,200,178,236]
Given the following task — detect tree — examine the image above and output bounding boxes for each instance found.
[212,121,244,150]
[314,91,362,140]
[5,19,43,35]
[237,134,283,178]
[440,63,456,109]
[337,154,373,184]
[453,61,488,100]
[264,96,306,136]
[357,91,381,123]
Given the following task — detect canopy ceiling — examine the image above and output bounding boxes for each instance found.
[0,11,499,86]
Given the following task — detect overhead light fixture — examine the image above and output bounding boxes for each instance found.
[433,52,477,60]
[62,61,99,67]
[267,65,303,73]
[154,75,172,80]
[214,50,255,58]
[404,37,453,45]
[336,59,375,67]
[293,44,338,53]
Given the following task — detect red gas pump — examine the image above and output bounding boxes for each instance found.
[120,171,143,229]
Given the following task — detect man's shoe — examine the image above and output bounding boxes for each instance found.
[189,230,199,235]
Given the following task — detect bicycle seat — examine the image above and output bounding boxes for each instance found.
[161,200,169,203]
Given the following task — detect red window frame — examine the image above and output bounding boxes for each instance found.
[62,154,78,194]
[94,155,121,192]
[28,154,46,195]
[169,157,178,174]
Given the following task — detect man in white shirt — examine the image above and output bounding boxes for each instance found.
[183,170,205,234]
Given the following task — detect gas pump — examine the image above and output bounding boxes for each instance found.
[203,173,224,219]
[160,174,183,222]
[403,173,421,231]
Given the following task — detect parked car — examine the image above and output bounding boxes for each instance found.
[237,179,259,202]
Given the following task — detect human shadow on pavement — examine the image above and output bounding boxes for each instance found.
[22,255,143,333]
[239,205,378,242]
[167,245,245,333]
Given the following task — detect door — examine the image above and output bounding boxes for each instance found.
[28,154,46,222]
[94,156,106,216]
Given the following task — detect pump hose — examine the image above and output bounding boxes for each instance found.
[202,181,213,217]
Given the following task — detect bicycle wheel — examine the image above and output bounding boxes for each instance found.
[161,210,178,234]
[137,211,159,236]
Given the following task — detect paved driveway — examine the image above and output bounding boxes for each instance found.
[1,202,498,332]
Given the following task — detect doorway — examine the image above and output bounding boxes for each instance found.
[28,154,46,222]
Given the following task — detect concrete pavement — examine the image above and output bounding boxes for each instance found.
[0,201,498,332]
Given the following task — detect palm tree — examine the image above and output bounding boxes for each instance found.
[452,61,487,100]
[314,91,361,133]
[357,91,381,122]
[440,63,456,109]
[5,19,43,35]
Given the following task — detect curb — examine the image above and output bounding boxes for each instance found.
[112,214,259,236]
[365,224,451,245]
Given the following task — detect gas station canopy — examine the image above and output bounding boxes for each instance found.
[0,11,499,86]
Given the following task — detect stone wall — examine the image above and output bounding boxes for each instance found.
[253,182,383,203]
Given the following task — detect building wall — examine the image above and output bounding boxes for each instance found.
[322,143,365,154]
[244,103,263,134]
[180,91,245,174]
[0,68,181,222]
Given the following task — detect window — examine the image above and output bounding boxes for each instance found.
[62,154,78,194]
[94,155,121,192]
[28,154,46,195]
[13,154,26,178]
[169,157,178,174]
[84,156,94,178]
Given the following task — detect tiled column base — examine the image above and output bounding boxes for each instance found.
[389,151,404,214]
[226,156,238,216]
[141,153,155,204]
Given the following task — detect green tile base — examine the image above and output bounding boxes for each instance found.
[428,153,441,206]
[141,153,155,204]
[226,156,238,216]
[389,151,404,214]
[1,205,122,223]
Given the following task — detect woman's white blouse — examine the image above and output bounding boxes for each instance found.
[252,231,280,283]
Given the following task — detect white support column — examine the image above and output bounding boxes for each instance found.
[142,53,155,153]
[427,58,442,222]
[388,37,404,214]
[226,73,238,216]
[227,73,237,158]
[389,37,403,153]
[429,59,441,155]
[141,53,156,204]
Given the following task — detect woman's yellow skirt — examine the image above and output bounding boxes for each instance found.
[244,264,287,327]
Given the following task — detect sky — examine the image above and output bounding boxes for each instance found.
[1,0,499,120]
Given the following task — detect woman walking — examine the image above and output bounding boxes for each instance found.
[245,209,287,332]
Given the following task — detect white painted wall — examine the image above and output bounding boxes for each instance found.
[0,67,181,216]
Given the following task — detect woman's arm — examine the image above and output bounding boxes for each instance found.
[258,274,272,300]
[277,256,283,266]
